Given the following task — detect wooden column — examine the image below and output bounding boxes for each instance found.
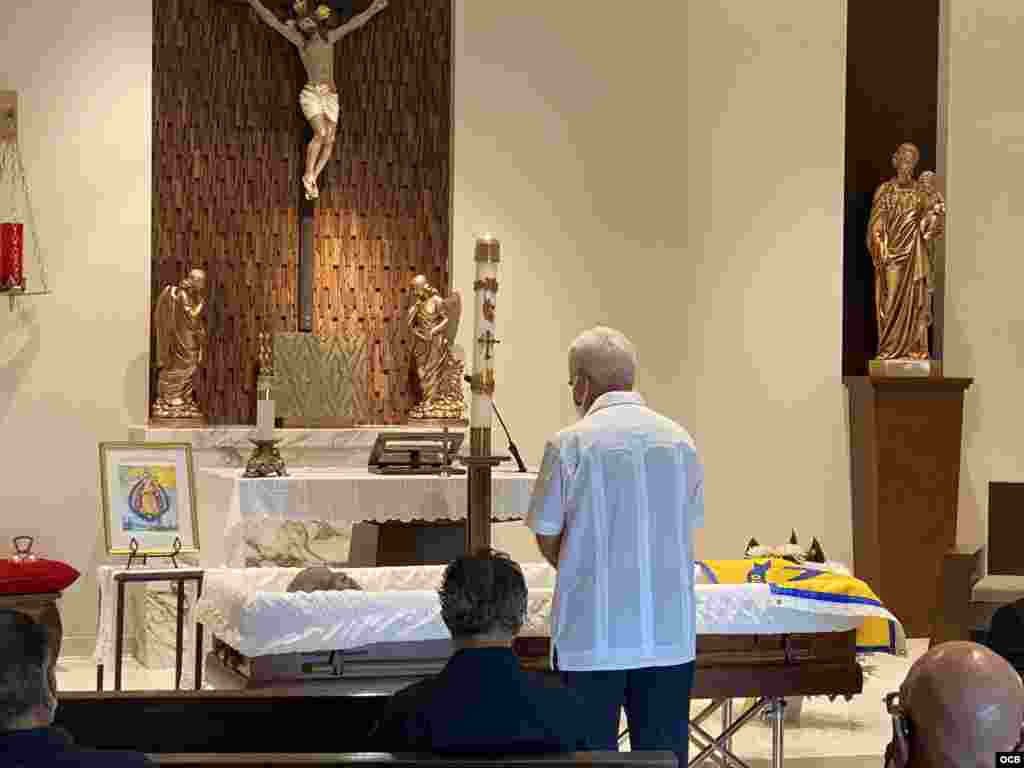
[847,377,972,637]
[298,194,315,332]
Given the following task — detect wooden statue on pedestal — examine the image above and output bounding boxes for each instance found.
[847,142,970,637]
[867,142,946,377]
[152,269,208,422]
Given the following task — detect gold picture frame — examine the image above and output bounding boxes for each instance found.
[99,442,200,556]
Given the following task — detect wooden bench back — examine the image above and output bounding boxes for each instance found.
[989,483,1024,576]
[150,753,678,768]
[56,691,388,753]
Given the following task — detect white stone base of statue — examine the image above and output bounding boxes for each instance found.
[868,358,942,378]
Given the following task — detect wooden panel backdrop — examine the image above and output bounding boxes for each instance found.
[314,0,451,424]
[153,0,452,424]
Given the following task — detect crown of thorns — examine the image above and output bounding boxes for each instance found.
[292,1,333,20]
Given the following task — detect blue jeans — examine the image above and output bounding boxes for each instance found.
[559,657,695,765]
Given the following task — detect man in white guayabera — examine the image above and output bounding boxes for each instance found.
[527,326,704,765]
[248,0,388,200]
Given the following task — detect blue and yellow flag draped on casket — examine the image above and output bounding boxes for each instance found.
[697,558,898,653]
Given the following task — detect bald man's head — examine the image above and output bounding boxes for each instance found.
[892,642,1024,767]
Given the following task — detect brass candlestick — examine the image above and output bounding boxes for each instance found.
[244,439,288,478]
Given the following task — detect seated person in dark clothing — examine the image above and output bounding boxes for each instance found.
[369,549,593,753]
[988,598,1024,675]
[0,609,151,767]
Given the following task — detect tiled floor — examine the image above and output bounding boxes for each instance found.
[58,639,925,768]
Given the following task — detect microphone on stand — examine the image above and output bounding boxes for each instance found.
[464,375,529,473]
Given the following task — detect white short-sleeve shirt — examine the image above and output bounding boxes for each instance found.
[527,391,704,672]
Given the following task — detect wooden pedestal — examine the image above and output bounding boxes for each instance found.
[846,376,972,638]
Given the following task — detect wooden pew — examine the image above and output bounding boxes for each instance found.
[56,691,388,753]
[150,753,678,768]
[929,481,1024,648]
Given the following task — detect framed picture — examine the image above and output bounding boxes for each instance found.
[99,442,199,556]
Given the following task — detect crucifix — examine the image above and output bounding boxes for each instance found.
[239,0,390,330]
[477,330,500,361]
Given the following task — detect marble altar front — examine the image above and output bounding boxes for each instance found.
[203,466,537,568]
[129,425,473,570]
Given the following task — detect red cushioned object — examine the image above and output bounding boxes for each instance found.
[0,559,80,595]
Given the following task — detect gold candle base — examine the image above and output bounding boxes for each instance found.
[244,440,288,478]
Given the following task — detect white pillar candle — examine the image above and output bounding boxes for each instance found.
[256,399,275,440]
[470,235,500,430]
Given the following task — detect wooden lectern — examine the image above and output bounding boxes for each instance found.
[846,376,972,638]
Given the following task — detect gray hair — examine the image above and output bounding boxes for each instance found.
[438,549,527,639]
[569,326,638,394]
[0,610,52,729]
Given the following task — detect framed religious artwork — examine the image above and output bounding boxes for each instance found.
[98,442,200,557]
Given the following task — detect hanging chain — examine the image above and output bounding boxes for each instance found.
[0,138,49,294]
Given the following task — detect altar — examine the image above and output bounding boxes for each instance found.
[129,424,539,570]
[202,465,537,568]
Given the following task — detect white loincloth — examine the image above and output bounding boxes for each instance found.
[299,83,340,124]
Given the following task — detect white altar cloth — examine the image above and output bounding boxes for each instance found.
[200,467,538,568]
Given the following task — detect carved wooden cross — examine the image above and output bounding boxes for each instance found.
[478,331,501,360]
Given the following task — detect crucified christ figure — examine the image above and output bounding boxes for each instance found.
[248,0,389,200]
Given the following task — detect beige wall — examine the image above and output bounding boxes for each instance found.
[944,2,1024,563]
[0,0,851,654]
[454,2,852,565]
[0,1,153,654]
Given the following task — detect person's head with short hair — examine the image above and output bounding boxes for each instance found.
[0,609,57,731]
[568,326,638,418]
[885,641,1024,768]
[438,549,528,648]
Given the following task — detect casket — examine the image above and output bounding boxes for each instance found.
[190,564,900,768]
[192,564,889,695]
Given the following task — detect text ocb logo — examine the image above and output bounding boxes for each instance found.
[997,753,1022,765]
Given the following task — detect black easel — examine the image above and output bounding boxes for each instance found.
[125,536,183,570]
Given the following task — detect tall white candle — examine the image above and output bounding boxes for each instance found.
[256,399,275,440]
[470,235,500,431]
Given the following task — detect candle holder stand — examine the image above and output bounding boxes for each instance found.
[244,439,288,478]
[458,453,509,554]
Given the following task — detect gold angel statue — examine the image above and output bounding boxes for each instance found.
[407,275,465,422]
[152,269,208,421]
